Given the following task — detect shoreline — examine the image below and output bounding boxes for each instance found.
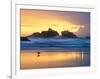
[21,48,90,53]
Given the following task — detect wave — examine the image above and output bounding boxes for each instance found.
[21,38,90,50]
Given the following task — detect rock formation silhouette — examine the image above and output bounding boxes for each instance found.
[61,30,77,38]
[28,28,59,38]
[29,32,41,37]
[21,37,30,41]
[24,28,77,38]
[41,28,59,37]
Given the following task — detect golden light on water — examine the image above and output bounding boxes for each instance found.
[20,50,87,69]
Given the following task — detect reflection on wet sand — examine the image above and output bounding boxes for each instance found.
[20,50,90,69]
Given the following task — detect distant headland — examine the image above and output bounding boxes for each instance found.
[21,28,77,41]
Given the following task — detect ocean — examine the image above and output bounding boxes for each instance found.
[20,38,90,69]
[21,38,90,51]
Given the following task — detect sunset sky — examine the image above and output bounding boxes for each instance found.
[20,9,90,37]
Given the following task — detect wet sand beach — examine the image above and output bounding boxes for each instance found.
[20,50,90,69]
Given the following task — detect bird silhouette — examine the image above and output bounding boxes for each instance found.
[37,52,40,57]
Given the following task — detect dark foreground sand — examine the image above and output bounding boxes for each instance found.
[20,50,90,69]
